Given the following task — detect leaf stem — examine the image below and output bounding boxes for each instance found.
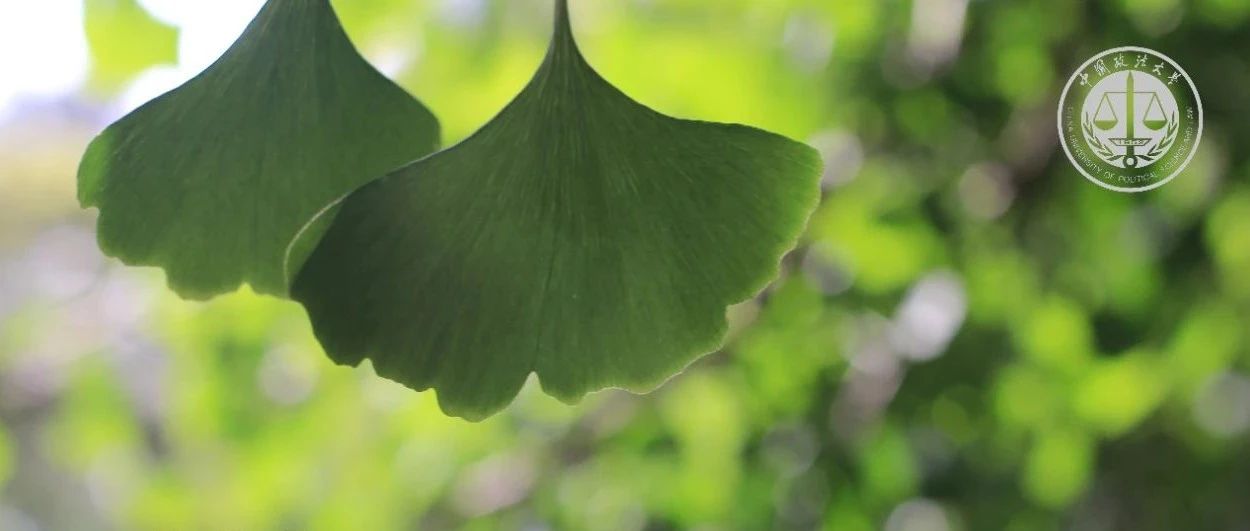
[554,0,573,43]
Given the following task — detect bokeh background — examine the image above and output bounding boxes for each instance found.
[2,0,1250,529]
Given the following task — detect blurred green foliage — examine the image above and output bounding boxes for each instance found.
[83,0,177,91]
[1,0,1249,529]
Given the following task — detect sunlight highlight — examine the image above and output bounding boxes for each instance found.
[0,0,89,118]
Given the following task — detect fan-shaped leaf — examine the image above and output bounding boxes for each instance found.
[78,0,440,299]
[291,0,822,420]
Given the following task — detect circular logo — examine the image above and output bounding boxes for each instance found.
[1058,47,1202,192]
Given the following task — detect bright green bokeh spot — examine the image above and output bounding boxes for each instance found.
[78,0,440,300]
[993,44,1053,105]
[812,163,942,294]
[735,277,838,416]
[291,1,822,420]
[661,371,746,523]
[1015,296,1093,373]
[859,425,918,504]
[0,422,11,488]
[1206,186,1250,298]
[965,241,1038,324]
[1073,351,1168,436]
[84,0,178,91]
[826,0,882,60]
[1023,428,1092,508]
[1166,303,1242,393]
[994,364,1064,430]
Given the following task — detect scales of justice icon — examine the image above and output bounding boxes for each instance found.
[1090,72,1169,168]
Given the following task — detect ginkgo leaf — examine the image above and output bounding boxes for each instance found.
[78,0,440,299]
[291,0,822,421]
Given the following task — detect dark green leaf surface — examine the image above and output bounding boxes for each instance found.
[292,0,822,420]
[78,0,439,299]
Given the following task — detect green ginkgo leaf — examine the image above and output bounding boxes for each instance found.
[291,0,822,420]
[78,0,439,299]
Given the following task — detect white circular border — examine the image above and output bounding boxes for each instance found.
[1056,46,1204,193]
